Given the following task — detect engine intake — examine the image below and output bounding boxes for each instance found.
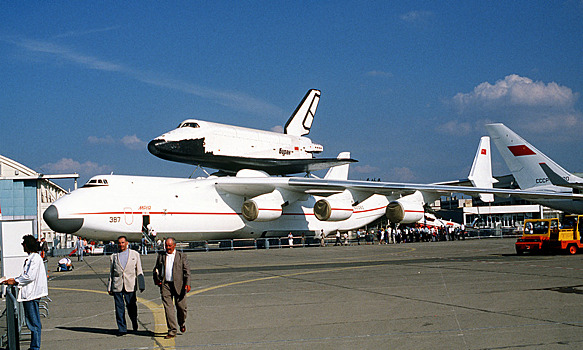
[241,191,284,222]
[385,200,424,224]
[314,198,353,221]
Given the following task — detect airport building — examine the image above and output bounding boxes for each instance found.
[0,154,78,247]
[435,195,562,235]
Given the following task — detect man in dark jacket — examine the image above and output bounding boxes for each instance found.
[153,237,191,339]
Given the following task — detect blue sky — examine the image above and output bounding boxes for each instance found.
[1,1,582,188]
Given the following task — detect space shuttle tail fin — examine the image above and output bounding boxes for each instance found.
[284,89,321,136]
[468,136,498,203]
[324,152,351,180]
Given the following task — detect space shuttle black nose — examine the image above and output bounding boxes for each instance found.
[43,205,83,234]
[147,139,163,155]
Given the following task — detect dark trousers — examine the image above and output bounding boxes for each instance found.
[161,282,187,335]
[23,299,42,350]
[113,291,137,333]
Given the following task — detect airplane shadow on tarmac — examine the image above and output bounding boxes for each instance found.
[56,326,157,337]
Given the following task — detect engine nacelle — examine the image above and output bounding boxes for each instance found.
[314,198,353,221]
[385,200,424,224]
[241,191,284,222]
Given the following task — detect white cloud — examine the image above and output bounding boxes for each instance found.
[87,135,147,150]
[19,39,124,72]
[40,158,111,175]
[436,120,472,136]
[270,125,284,133]
[9,38,284,117]
[52,26,120,39]
[448,74,583,135]
[400,11,434,23]
[520,113,579,134]
[121,135,147,150]
[353,164,379,174]
[391,167,417,181]
[87,135,116,145]
[453,74,577,111]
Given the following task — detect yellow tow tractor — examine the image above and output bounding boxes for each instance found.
[516,215,583,255]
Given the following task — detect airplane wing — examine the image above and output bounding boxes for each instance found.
[215,176,583,201]
[435,174,517,189]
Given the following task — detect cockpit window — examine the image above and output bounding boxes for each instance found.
[178,122,200,128]
[83,178,109,187]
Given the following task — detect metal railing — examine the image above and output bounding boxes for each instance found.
[2,286,21,350]
[176,236,321,252]
[1,286,50,350]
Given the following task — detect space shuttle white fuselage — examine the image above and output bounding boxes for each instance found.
[148,89,355,174]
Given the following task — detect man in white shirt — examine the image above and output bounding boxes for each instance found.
[153,237,191,339]
[3,235,48,350]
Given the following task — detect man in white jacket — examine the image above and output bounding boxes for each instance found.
[3,235,48,350]
[108,235,145,336]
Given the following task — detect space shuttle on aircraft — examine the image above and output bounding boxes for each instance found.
[486,123,583,213]
[148,89,356,175]
[43,143,583,243]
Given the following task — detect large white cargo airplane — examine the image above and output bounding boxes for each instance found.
[148,89,356,175]
[486,123,583,213]
[43,151,583,242]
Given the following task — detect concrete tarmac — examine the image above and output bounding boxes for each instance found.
[5,238,583,349]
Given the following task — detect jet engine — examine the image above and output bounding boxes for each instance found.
[313,197,353,221]
[385,200,424,224]
[241,191,285,222]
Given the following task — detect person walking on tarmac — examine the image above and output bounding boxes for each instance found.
[153,237,191,339]
[334,230,343,246]
[108,236,145,336]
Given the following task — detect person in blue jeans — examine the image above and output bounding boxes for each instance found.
[3,235,49,350]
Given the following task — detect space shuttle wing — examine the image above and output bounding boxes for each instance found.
[259,157,357,174]
[199,156,356,176]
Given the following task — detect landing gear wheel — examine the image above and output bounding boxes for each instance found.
[568,244,578,255]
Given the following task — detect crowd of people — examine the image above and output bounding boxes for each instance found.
[325,224,467,246]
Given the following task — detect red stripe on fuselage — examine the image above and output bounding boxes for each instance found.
[75,205,390,217]
[74,211,240,216]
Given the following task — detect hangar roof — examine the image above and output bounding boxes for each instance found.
[0,154,77,193]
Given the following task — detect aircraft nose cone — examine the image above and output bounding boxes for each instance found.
[43,205,83,234]
[148,139,181,155]
[147,139,163,155]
